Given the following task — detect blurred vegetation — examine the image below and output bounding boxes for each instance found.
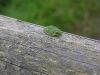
[0,0,100,40]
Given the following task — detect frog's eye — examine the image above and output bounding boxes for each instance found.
[53,32,59,36]
[55,32,59,35]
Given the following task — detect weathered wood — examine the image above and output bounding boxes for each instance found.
[0,15,100,75]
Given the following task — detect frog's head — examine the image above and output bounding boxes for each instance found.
[53,31,62,37]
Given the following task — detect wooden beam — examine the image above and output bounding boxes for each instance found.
[0,15,100,75]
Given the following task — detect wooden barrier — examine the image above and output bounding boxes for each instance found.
[0,15,100,75]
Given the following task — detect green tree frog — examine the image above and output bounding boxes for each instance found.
[44,25,62,37]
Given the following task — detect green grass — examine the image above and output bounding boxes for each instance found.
[0,0,100,40]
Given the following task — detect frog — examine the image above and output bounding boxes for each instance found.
[43,25,62,37]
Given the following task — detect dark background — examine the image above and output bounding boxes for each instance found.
[0,0,100,40]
